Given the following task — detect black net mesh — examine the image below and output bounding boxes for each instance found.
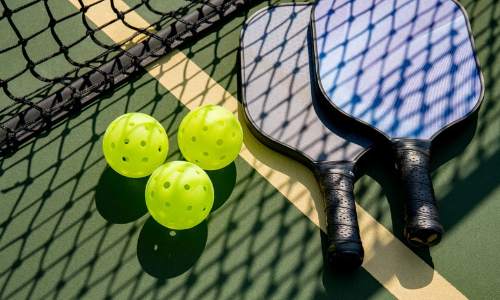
[0,0,253,154]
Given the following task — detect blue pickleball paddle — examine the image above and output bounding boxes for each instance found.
[311,0,484,246]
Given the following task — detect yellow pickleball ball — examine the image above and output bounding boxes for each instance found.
[102,113,169,178]
[178,105,243,170]
[145,161,214,230]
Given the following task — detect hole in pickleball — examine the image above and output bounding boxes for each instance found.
[142,157,148,163]
[122,156,129,162]
[184,184,190,190]
[232,132,236,137]
[124,138,130,144]
[219,120,225,126]
[220,155,226,160]
[203,205,207,211]
[191,136,196,142]
[217,139,223,146]
[187,206,192,211]
[129,122,135,126]
[165,202,171,208]
[141,141,146,147]
[202,126,208,131]
[151,191,155,198]
[158,146,162,152]
[145,125,150,131]
[203,152,209,156]
[176,167,185,172]
[163,182,170,189]
[111,142,115,149]
[203,186,207,192]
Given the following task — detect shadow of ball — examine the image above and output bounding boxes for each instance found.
[137,217,208,279]
[205,161,237,212]
[95,166,148,224]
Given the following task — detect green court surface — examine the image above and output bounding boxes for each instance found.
[1,0,499,299]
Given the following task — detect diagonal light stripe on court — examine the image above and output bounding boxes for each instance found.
[68,0,468,299]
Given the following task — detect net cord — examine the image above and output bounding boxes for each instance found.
[0,0,254,156]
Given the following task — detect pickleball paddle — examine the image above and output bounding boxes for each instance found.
[311,0,484,246]
[240,3,374,270]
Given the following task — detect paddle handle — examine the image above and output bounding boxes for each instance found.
[316,162,363,270]
[394,140,443,247]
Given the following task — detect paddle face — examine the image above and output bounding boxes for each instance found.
[241,4,372,166]
[312,0,483,140]
[241,4,373,270]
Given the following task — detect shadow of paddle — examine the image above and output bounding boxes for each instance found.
[319,232,389,298]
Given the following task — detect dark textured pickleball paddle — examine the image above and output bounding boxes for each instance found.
[311,0,484,246]
[240,3,373,270]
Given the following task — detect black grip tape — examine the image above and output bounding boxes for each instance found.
[317,163,363,270]
[394,140,444,247]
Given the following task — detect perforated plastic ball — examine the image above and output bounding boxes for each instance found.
[102,113,169,178]
[178,105,243,170]
[145,161,214,230]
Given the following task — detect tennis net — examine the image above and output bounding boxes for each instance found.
[0,0,256,155]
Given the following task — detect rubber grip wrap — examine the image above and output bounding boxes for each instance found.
[316,162,363,270]
[394,139,444,247]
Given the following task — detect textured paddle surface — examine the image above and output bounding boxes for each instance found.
[313,0,482,140]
